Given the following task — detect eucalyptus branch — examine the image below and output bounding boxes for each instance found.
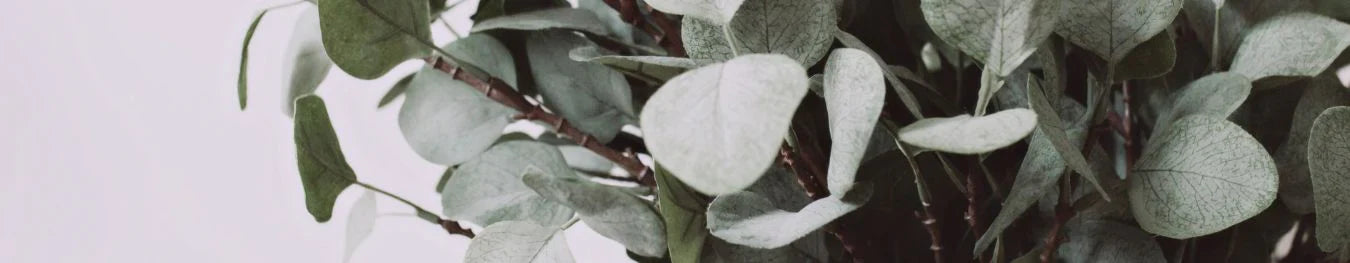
[600,0,686,56]
[1040,174,1075,263]
[354,181,476,238]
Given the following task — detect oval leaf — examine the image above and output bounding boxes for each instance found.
[682,0,836,67]
[283,6,334,116]
[1231,13,1350,82]
[465,221,575,263]
[470,8,610,36]
[1274,77,1350,214]
[569,46,696,83]
[1056,0,1182,64]
[823,48,885,194]
[1153,72,1252,136]
[1308,106,1350,252]
[398,66,515,166]
[645,0,745,25]
[640,54,809,195]
[527,30,637,142]
[441,141,575,227]
[897,108,1038,155]
[920,0,1061,76]
[1056,220,1167,262]
[522,172,667,257]
[344,190,377,262]
[293,95,359,223]
[707,184,871,249]
[317,0,432,79]
[1129,115,1277,239]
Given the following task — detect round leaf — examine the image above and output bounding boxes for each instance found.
[707,184,871,249]
[465,221,575,263]
[1056,0,1182,64]
[522,172,667,257]
[920,0,1061,76]
[682,0,836,67]
[897,108,1038,155]
[1308,106,1350,252]
[317,0,432,79]
[441,141,575,227]
[527,30,637,142]
[645,0,745,25]
[1274,77,1350,214]
[1152,72,1252,136]
[398,66,515,166]
[1232,13,1350,82]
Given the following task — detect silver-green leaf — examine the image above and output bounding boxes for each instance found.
[640,54,809,195]
[682,0,836,67]
[707,184,871,249]
[645,0,745,25]
[569,46,696,84]
[1129,115,1277,239]
[465,221,575,263]
[317,0,432,79]
[471,8,610,36]
[1308,106,1350,252]
[1275,77,1350,214]
[441,141,575,227]
[398,66,515,166]
[1231,13,1350,82]
[897,108,1038,155]
[1056,0,1182,64]
[832,29,926,118]
[920,0,1061,76]
[1056,220,1167,262]
[527,30,636,142]
[522,172,667,257]
[344,190,377,262]
[823,48,885,194]
[283,6,334,117]
[1152,72,1252,137]
[1026,77,1106,197]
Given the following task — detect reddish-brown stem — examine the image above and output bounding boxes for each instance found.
[601,0,685,57]
[1121,81,1135,178]
[427,58,654,186]
[917,210,943,263]
[781,145,828,200]
[1041,175,1075,263]
[440,219,476,238]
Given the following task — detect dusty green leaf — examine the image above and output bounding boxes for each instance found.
[293,95,359,223]
[435,166,454,193]
[579,0,634,42]
[344,190,377,262]
[654,166,709,263]
[441,140,575,227]
[897,108,1038,155]
[527,30,636,142]
[376,73,414,108]
[1114,30,1176,81]
[237,9,269,110]
[523,172,667,257]
[569,46,696,83]
[707,184,871,249]
[471,8,610,35]
[823,48,885,194]
[645,0,745,25]
[682,0,836,67]
[1129,115,1277,239]
[1152,72,1252,136]
[920,0,1061,76]
[1275,77,1350,214]
[1056,220,1167,262]
[640,54,809,195]
[465,221,574,263]
[317,0,431,79]
[832,29,925,118]
[283,6,334,117]
[1231,13,1350,82]
[398,66,514,166]
[1027,77,1106,197]
[1056,0,1182,64]
[1308,106,1350,252]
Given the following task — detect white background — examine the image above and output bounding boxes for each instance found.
[0,0,631,262]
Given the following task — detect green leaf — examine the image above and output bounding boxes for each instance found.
[682,0,836,67]
[434,166,454,193]
[445,34,520,87]
[237,9,269,110]
[293,95,359,222]
[654,167,710,263]
[1153,72,1252,135]
[640,54,809,195]
[920,0,1061,76]
[440,140,575,227]
[317,0,432,79]
[1308,106,1350,253]
[1056,0,1182,64]
[579,0,634,42]
[1231,13,1350,82]
[398,66,514,166]
[283,6,334,117]
[1056,220,1167,262]
[527,30,637,142]
[897,108,1038,155]
[465,221,575,263]
[1274,77,1350,214]
[569,46,696,84]
[522,172,667,257]
[344,190,377,262]
[707,184,871,249]
[822,48,885,194]
[1114,30,1176,81]
[645,0,745,25]
[471,8,610,36]
[1026,77,1106,197]
[832,29,926,118]
[376,73,414,108]
[1129,115,1277,239]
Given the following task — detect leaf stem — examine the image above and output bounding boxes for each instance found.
[883,121,942,263]
[1039,175,1075,263]
[354,181,476,238]
[355,182,437,223]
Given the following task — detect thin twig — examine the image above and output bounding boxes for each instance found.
[1040,175,1075,263]
[355,182,476,237]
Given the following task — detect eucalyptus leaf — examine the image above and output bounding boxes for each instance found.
[1274,77,1350,214]
[569,46,697,83]
[344,190,377,262]
[645,0,745,25]
[471,8,610,36]
[557,145,616,175]
[1129,115,1277,239]
[465,220,575,263]
[317,0,432,79]
[1056,220,1167,262]
[707,184,872,249]
[654,167,709,263]
[1026,77,1106,197]
[237,7,272,110]
[833,30,926,118]
[283,6,334,117]
[897,108,1038,155]
[1152,72,1252,136]
[527,30,637,142]
[441,140,575,227]
[522,172,667,257]
[1114,30,1176,81]
[398,66,514,166]
[1056,0,1182,64]
[376,73,414,108]
[920,0,1061,76]
[640,54,809,195]
[682,0,836,67]
[823,48,885,194]
[292,95,359,223]
[1231,13,1350,82]
[579,0,633,42]
[1308,106,1350,252]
